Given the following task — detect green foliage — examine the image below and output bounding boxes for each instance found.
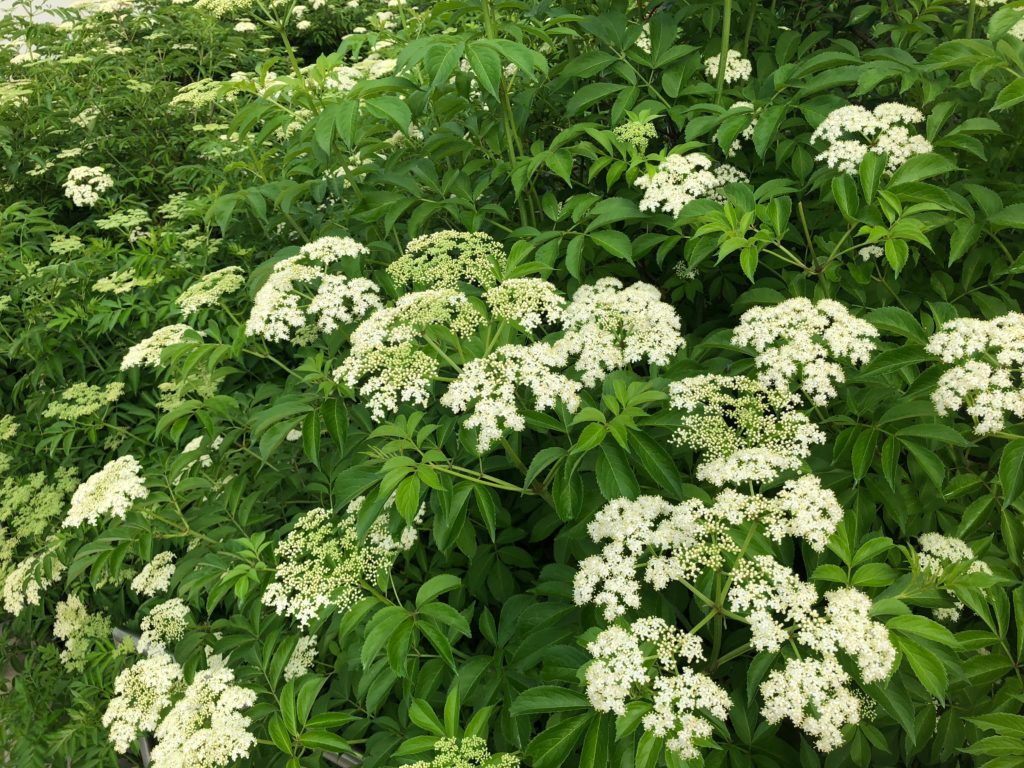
[4,0,1024,766]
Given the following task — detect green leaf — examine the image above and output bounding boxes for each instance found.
[866,306,926,343]
[566,83,624,116]
[589,230,633,262]
[896,423,971,446]
[524,447,566,488]
[994,79,1024,111]
[299,730,351,753]
[525,714,591,768]
[511,686,591,717]
[395,474,422,521]
[363,95,412,130]
[859,151,887,203]
[416,574,461,608]
[596,441,640,500]
[302,410,320,468]
[831,174,859,217]
[888,614,960,648]
[321,398,347,449]
[999,440,1024,508]
[629,432,685,499]
[894,635,948,699]
[889,153,957,185]
[989,203,1024,230]
[409,698,445,736]
[465,41,503,99]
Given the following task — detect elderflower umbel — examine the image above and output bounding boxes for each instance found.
[54,594,111,670]
[636,153,748,216]
[63,166,114,207]
[102,653,184,753]
[2,552,65,615]
[407,737,520,768]
[484,278,565,331]
[574,495,729,619]
[150,665,257,768]
[811,103,932,174]
[334,290,482,419]
[732,297,878,406]
[139,598,190,653]
[918,532,992,622]
[643,670,731,759]
[585,625,651,715]
[283,634,317,681]
[387,230,507,290]
[132,552,176,597]
[670,375,825,485]
[94,268,159,294]
[262,499,413,626]
[704,49,752,83]
[556,278,685,386]
[926,313,1024,434]
[760,656,861,752]
[441,342,582,451]
[246,236,371,342]
[121,324,194,370]
[63,455,148,528]
[614,120,658,153]
[176,266,245,316]
[43,381,125,420]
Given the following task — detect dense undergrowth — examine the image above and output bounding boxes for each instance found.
[4,0,1024,766]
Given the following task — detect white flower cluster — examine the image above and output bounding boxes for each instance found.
[132,552,176,597]
[669,374,825,485]
[246,236,376,342]
[441,342,582,451]
[704,49,752,83]
[724,558,896,750]
[63,165,114,206]
[484,278,565,331]
[926,313,1024,433]
[585,620,728,758]
[614,120,658,153]
[121,324,194,370]
[150,664,257,768]
[334,290,482,420]
[103,653,184,753]
[139,598,190,653]
[574,479,843,621]
[3,552,65,615]
[53,594,111,670]
[177,266,245,316]
[760,656,861,752]
[283,634,317,681]
[63,455,148,528]
[917,532,992,622]
[732,297,878,405]
[262,498,415,626]
[811,103,932,174]
[555,277,685,386]
[729,556,895,675]
[407,736,520,768]
[43,381,125,420]
[636,153,748,216]
[387,230,507,289]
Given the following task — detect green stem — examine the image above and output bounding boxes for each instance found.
[714,0,733,105]
[966,0,977,38]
